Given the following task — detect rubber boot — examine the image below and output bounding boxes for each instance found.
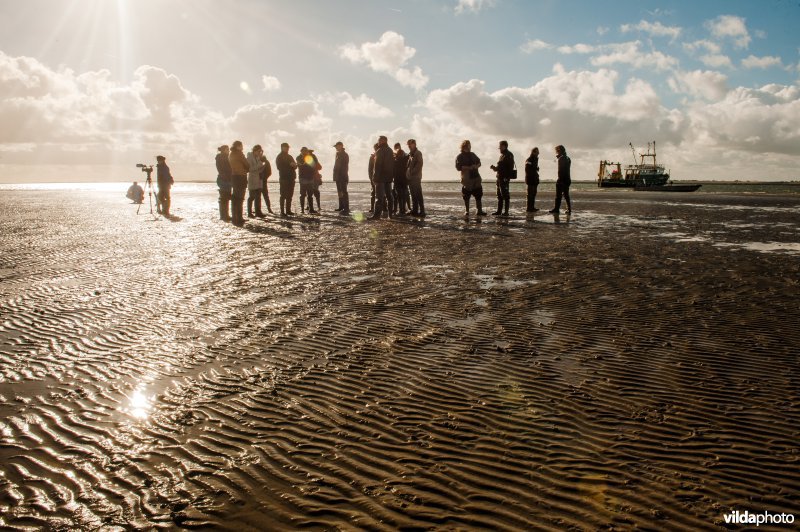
[503,198,510,216]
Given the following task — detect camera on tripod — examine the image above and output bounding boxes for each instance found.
[136,163,154,184]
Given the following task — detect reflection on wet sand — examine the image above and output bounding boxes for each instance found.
[0,185,799,529]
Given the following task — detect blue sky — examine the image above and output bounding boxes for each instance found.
[0,0,798,182]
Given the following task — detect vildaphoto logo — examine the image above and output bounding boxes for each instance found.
[723,509,795,527]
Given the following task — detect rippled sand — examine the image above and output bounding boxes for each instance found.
[1,184,799,530]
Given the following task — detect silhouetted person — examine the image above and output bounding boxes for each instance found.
[127,181,144,204]
[367,143,378,213]
[312,150,322,212]
[276,142,297,216]
[229,140,249,226]
[456,140,486,216]
[490,140,514,216]
[393,142,409,215]
[215,145,232,221]
[549,144,572,214]
[247,144,266,218]
[525,147,540,212]
[371,136,394,219]
[332,141,350,214]
[297,147,319,214]
[156,155,174,216]
[260,153,273,214]
[407,139,425,216]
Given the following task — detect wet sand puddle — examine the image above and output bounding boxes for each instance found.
[0,187,799,530]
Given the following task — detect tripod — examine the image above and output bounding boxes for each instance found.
[137,173,159,218]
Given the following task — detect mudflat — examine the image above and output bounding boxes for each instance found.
[1,185,798,530]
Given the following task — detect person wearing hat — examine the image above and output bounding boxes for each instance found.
[332,141,349,214]
[155,155,174,216]
[215,145,233,221]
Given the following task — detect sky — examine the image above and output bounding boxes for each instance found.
[0,0,799,183]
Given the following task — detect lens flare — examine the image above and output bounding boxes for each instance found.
[303,154,314,166]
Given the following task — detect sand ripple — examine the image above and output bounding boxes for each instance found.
[1,186,799,530]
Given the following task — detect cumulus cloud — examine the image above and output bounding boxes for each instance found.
[668,70,729,100]
[454,0,497,14]
[261,75,281,91]
[423,65,680,149]
[338,93,394,118]
[557,43,597,55]
[340,31,428,90]
[705,15,751,49]
[684,40,732,69]
[684,84,800,156]
[620,20,682,40]
[590,41,678,71]
[741,55,782,69]
[520,39,552,53]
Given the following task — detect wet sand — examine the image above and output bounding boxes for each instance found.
[1,184,799,530]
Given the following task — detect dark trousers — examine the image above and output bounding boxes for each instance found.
[373,181,393,217]
[260,181,272,212]
[299,182,314,212]
[247,188,263,216]
[553,181,571,211]
[218,186,232,220]
[495,179,510,213]
[395,182,410,213]
[409,180,424,214]
[157,185,171,216]
[369,179,376,211]
[279,178,295,214]
[231,175,248,225]
[527,181,539,211]
[335,179,349,212]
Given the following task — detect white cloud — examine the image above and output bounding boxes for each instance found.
[741,55,782,69]
[597,26,610,36]
[557,43,596,55]
[340,31,428,90]
[705,15,751,49]
[520,39,552,53]
[454,0,497,14]
[339,93,394,118]
[668,70,729,100]
[684,84,800,156]
[261,75,281,91]
[590,41,678,71]
[620,20,682,40]
[684,42,732,68]
[699,54,733,69]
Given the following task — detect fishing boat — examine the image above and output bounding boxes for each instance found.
[597,142,699,191]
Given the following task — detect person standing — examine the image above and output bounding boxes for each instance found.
[489,140,514,216]
[260,153,273,214]
[275,142,297,216]
[371,135,394,219]
[393,142,409,216]
[311,149,323,212]
[296,147,317,215]
[367,143,378,213]
[406,139,425,217]
[525,147,540,212]
[246,144,266,218]
[455,140,487,216]
[332,141,350,214]
[215,145,233,221]
[156,155,174,217]
[229,140,249,226]
[549,144,572,214]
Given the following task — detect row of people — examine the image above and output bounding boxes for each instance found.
[212,138,572,225]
